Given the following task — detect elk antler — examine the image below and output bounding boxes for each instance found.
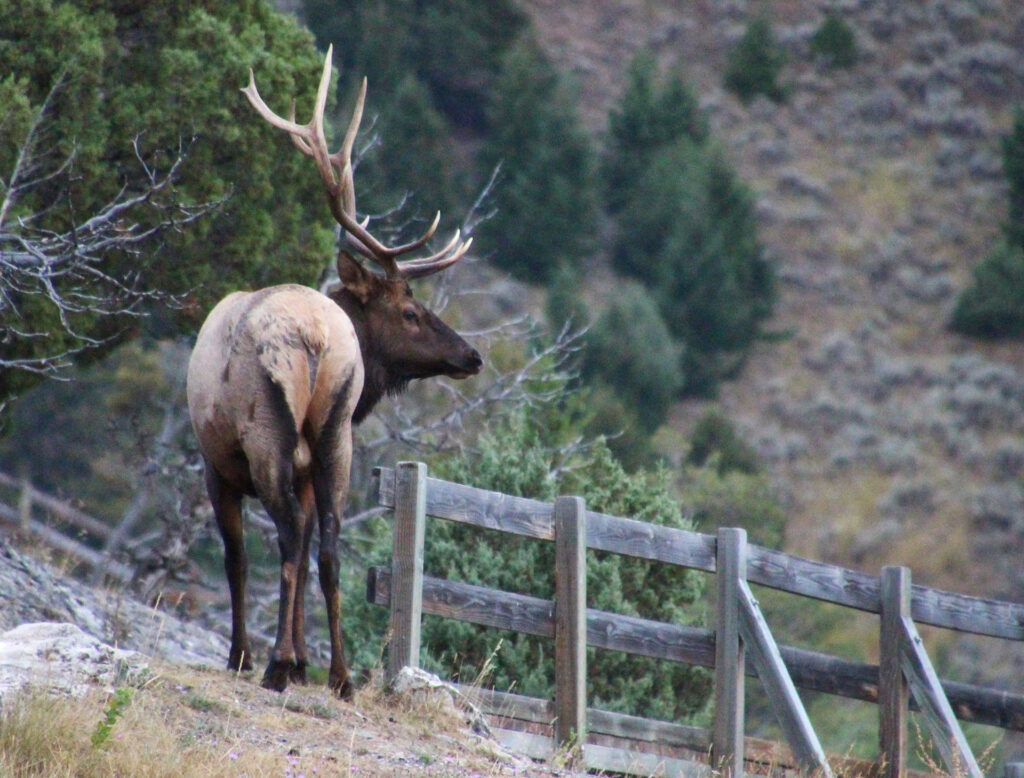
[241,45,471,279]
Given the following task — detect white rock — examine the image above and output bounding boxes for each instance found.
[0,622,147,707]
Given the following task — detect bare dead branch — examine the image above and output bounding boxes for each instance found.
[0,122,223,379]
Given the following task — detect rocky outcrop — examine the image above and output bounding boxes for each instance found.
[0,536,227,669]
[0,622,146,706]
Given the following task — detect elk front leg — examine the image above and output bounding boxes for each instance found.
[313,418,355,700]
[206,463,253,673]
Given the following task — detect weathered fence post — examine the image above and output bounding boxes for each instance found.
[18,474,32,532]
[880,565,910,778]
[714,527,747,778]
[881,566,982,778]
[388,461,427,680]
[554,495,587,753]
[1005,763,1024,778]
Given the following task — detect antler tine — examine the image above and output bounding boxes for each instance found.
[244,46,471,280]
[398,235,474,280]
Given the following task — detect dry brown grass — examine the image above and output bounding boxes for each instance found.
[0,661,552,777]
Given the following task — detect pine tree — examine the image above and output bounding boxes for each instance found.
[301,0,525,131]
[613,138,775,394]
[951,241,1024,339]
[1002,107,1024,251]
[361,73,462,228]
[477,39,599,282]
[810,14,858,70]
[603,53,707,214]
[950,107,1024,340]
[723,17,788,103]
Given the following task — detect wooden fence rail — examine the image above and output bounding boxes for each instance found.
[370,463,1024,778]
[0,470,133,581]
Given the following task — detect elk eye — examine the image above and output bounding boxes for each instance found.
[402,308,418,323]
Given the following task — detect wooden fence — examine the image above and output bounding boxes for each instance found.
[0,470,134,581]
[367,462,1024,778]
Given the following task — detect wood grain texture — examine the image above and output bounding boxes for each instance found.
[366,566,1024,731]
[713,528,746,778]
[737,579,832,778]
[899,610,982,778]
[374,466,1024,639]
[554,496,587,748]
[880,567,910,778]
[387,461,427,679]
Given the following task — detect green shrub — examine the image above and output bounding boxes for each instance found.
[424,411,712,722]
[578,386,659,472]
[545,265,590,333]
[687,409,760,475]
[950,240,1024,339]
[723,17,788,103]
[681,464,786,549]
[810,14,858,69]
[582,283,685,433]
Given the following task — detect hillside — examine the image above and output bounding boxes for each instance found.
[0,537,569,776]
[520,1,1024,615]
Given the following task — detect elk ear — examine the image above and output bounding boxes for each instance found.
[337,251,375,304]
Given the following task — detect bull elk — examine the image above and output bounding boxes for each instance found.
[186,46,482,698]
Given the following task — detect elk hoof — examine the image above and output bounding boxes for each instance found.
[289,661,308,685]
[330,673,354,701]
[227,650,253,673]
[261,660,293,692]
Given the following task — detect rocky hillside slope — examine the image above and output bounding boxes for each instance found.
[0,536,568,776]
[521,0,1024,615]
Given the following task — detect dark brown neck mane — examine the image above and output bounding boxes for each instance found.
[332,289,409,424]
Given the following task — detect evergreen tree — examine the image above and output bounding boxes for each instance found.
[810,14,858,70]
[477,39,599,283]
[614,138,775,394]
[360,73,462,227]
[950,241,1024,339]
[603,53,708,214]
[0,0,335,406]
[723,17,788,104]
[951,107,1024,339]
[301,0,525,131]
[1002,107,1024,251]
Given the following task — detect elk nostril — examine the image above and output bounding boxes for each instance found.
[467,349,483,371]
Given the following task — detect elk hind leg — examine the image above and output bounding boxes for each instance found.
[313,413,355,699]
[289,477,316,684]
[251,455,311,693]
[206,462,252,672]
